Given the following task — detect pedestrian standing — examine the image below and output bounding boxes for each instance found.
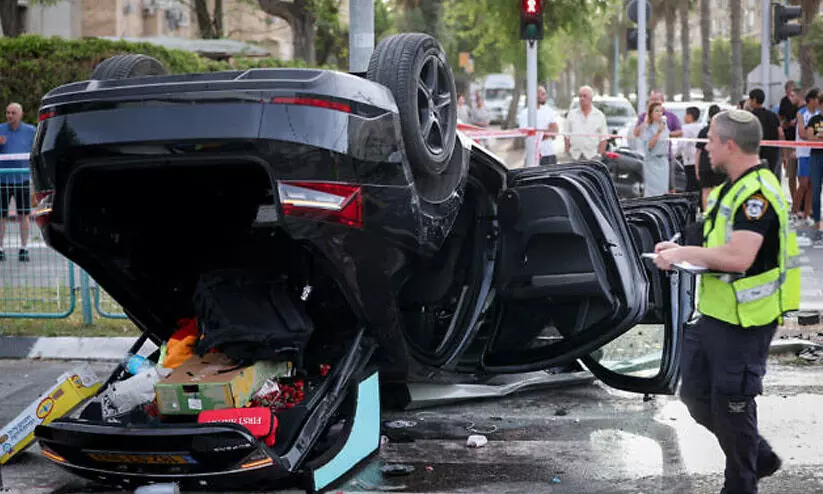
[654,109,800,494]
[747,89,784,179]
[535,85,560,166]
[0,102,36,262]
[694,105,727,210]
[457,94,470,123]
[633,90,683,190]
[563,85,608,161]
[470,91,490,128]
[793,88,819,224]
[678,106,703,192]
[637,101,670,197]
[804,91,823,243]
[779,83,800,200]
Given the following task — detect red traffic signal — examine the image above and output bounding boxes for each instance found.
[520,0,543,40]
[522,0,541,15]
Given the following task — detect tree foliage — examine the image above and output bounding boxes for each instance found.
[0,35,317,125]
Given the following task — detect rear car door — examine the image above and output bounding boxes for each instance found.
[480,162,698,394]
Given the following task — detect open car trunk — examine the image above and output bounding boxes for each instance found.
[36,328,380,493]
[35,162,392,492]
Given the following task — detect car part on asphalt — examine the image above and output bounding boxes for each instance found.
[797,311,821,326]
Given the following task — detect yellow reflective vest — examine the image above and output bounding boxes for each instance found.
[698,167,801,327]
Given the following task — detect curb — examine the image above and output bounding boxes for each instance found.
[0,336,158,361]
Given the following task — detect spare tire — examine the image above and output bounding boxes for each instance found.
[91,54,169,80]
[367,33,462,203]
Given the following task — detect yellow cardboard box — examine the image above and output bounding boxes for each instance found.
[0,365,102,464]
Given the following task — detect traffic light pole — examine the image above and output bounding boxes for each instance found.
[638,0,647,115]
[526,39,538,167]
[762,0,771,105]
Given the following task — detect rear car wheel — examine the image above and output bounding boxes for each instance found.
[91,54,169,80]
[367,33,462,203]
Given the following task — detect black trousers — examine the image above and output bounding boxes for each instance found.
[680,315,778,494]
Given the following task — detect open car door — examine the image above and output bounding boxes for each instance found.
[478,162,698,395]
[578,194,699,394]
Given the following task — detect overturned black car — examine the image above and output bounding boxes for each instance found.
[27,33,699,492]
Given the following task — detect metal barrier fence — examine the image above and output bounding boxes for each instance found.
[0,168,127,322]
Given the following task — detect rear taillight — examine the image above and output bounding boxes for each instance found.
[272,97,351,113]
[604,151,620,160]
[38,109,56,121]
[278,181,363,229]
[32,190,55,228]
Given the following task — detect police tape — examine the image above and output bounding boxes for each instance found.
[457,123,823,150]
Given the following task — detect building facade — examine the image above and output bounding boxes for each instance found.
[5,0,352,61]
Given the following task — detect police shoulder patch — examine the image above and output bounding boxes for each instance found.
[743,194,769,220]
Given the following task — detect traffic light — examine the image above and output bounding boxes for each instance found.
[626,27,651,51]
[773,4,803,43]
[520,0,543,40]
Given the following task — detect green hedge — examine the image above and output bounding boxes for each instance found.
[0,35,319,125]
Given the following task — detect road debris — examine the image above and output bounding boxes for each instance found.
[384,420,417,429]
[465,421,498,434]
[381,464,415,477]
[466,434,488,448]
[799,346,823,362]
[554,408,569,416]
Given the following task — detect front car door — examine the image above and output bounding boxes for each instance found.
[478,161,699,395]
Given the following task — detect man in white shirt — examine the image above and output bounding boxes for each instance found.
[564,86,609,160]
[678,106,703,191]
[518,85,560,166]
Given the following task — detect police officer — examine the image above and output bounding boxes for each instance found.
[653,109,801,494]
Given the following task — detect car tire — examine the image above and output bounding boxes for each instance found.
[367,33,462,203]
[91,54,169,80]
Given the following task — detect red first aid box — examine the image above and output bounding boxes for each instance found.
[197,407,277,447]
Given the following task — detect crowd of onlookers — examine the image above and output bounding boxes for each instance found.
[461,81,823,240]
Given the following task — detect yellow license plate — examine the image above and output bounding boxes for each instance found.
[87,452,197,465]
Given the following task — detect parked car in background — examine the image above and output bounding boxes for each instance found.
[482,73,515,124]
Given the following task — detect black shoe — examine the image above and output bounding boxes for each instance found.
[0,250,4,262]
[757,452,782,479]
[18,249,29,262]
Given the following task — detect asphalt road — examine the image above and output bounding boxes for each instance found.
[1,357,823,494]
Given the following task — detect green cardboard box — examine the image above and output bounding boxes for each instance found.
[154,353,292,415]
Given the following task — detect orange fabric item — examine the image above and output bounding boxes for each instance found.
[162,318,199,369]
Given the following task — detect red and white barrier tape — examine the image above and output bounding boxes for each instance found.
[458,123,823,150]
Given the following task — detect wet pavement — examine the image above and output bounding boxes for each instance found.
[1,358,823,494]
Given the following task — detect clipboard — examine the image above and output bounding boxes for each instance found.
[641,253,741,276]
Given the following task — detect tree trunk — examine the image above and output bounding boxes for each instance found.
[665,2,676,100]
[799,0,821,90]
[700,0,712,100]
[0,0,22,37]
[213,0,223,38]
[680,0,691,100]
[505,73,523,130]
[729,0,743,103]
[258,0,317,64]
[194,0,217,38]
[293,15,317,65]
[649,24,658,92]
